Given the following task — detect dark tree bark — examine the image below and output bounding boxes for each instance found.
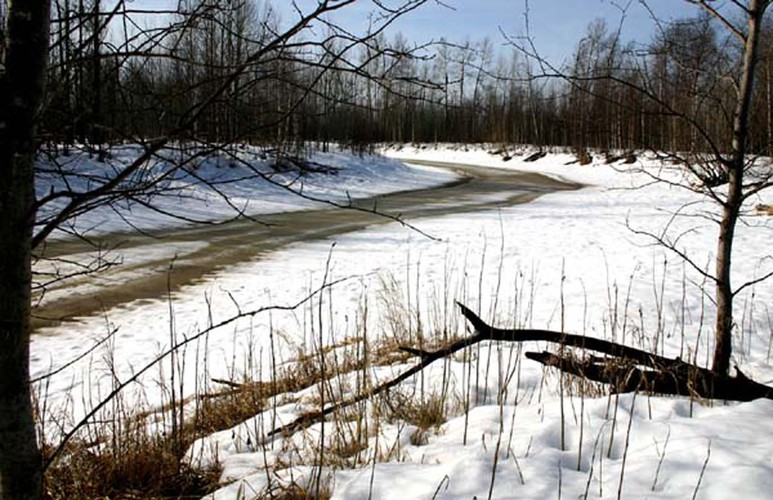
[90,0,103,146]
[457,301,773,401]
[452,302,772,400]
[0,0,49,497]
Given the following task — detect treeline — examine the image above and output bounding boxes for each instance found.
[41,0,773,155]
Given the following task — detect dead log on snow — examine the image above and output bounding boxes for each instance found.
[457,302,773,401]
[262,302,772,444]
[523,150,547,162]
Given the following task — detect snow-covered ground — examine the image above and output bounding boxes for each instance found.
[35,144,457,238]
[32,144,773,498]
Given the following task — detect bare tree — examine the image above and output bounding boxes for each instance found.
[1,0,437,496]
[707,0,771,373]
[0,1,50,497]
[503,0,772,377]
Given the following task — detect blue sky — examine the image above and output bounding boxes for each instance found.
[274,0,698,65]
[137,0,700,64]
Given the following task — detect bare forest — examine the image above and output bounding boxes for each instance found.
[32,3,773,152]
[2,0,773,498]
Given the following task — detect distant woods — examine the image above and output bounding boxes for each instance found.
[41,1,773,155]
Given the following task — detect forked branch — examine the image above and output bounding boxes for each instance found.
[261,302,773,445]
[457,302,773,401]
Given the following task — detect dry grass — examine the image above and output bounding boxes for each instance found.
[380,391,450,447]
[265,477,333,500]
[40,350,338,498]
[42,381,280,498]
[40,325,447,498]
[43,433,220,499]
[755,203,773,216]
[190,382,269,435]
[41,258,670,499]
[397,393,448,430]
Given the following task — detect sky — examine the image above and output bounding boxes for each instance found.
[273,0,699,66]
[135,0,702,65]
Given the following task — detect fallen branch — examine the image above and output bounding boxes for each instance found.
[457,302,773,401]
[211,378,243,389]
[262,302,773,444]
[264,334,480,441]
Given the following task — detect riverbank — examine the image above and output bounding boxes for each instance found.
[33,159,576,329]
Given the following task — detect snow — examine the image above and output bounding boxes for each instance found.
[31,144,773,498]
[35,144,458,238]
[190,366,773,499]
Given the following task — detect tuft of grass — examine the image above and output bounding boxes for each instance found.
[43,432,221,499]
[190,382,269,435]
[42,361,320,498]
[269,479,332,500]
[381,391,449,446]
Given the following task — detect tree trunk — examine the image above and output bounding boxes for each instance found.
[0,0,49,497]
[91,0,103,146]
[713,169,742,374]
[767,52,772,157]
[712,0,767,374]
